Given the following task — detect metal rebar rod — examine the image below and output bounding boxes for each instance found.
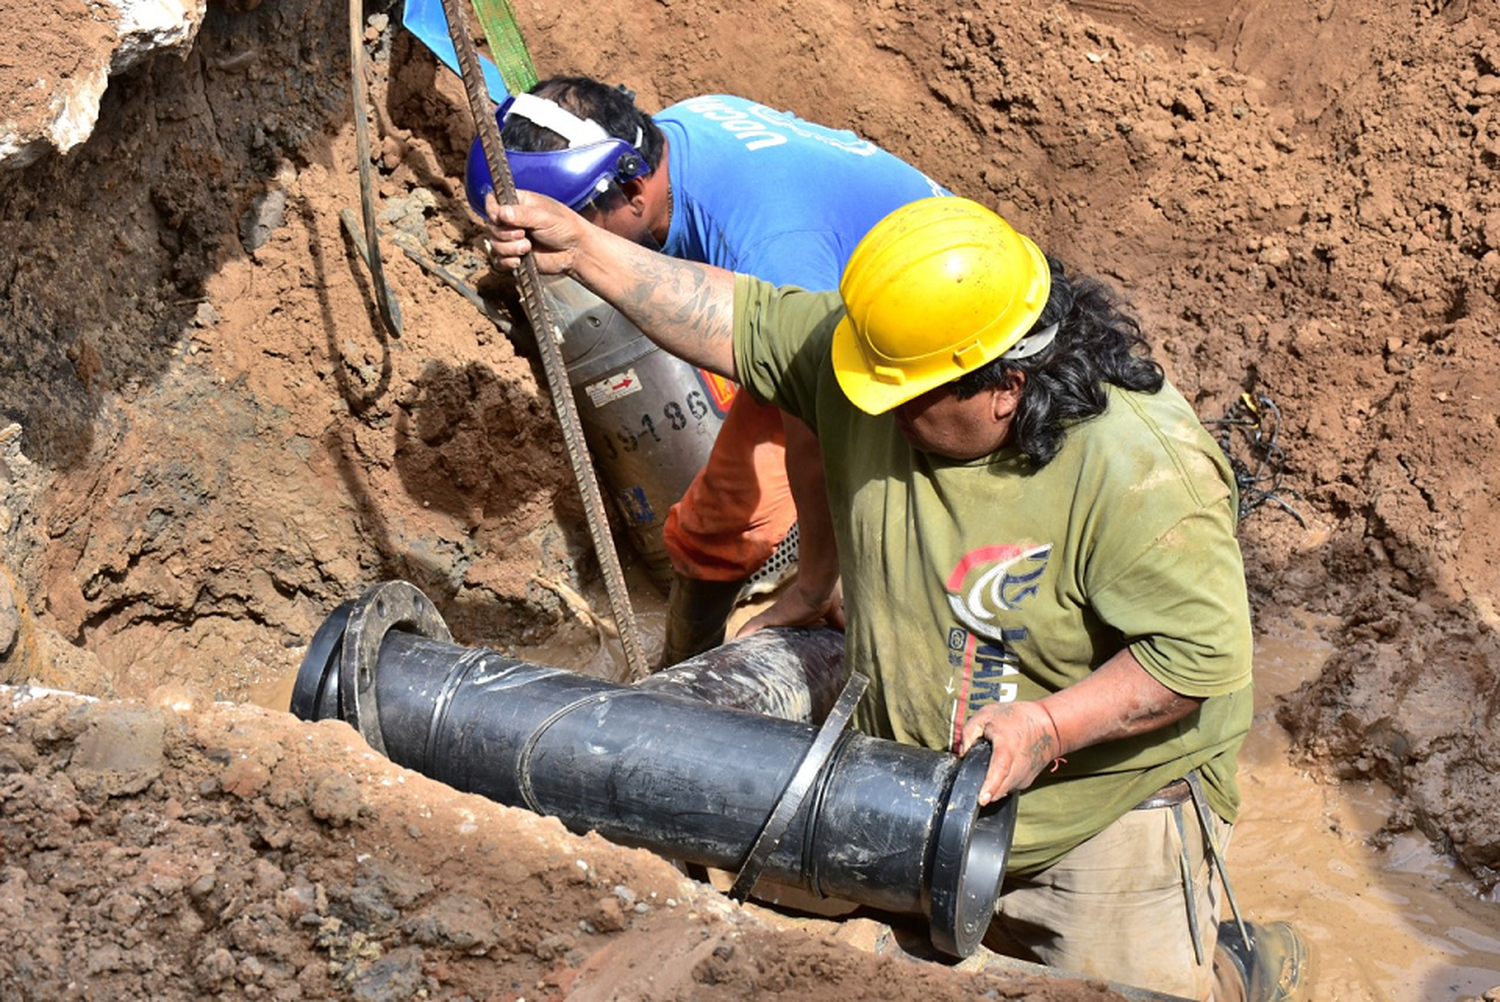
[436,0,646,680]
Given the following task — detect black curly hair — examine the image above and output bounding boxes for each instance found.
[953,258,1164,466]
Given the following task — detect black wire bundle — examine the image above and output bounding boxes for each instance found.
[1208,392,1306,527]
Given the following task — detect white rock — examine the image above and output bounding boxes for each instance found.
[0,0,206,169]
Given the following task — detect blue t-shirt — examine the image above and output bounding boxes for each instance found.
[655,95,949,288]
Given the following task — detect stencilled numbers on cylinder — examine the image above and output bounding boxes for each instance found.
[615,394,709,452]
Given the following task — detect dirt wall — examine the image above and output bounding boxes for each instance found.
[1,0,1498,915]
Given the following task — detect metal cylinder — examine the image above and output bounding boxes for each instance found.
[291,581,1015,957]
[547,277,735,592]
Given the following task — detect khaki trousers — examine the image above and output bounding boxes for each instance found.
[985,802,1234,1000]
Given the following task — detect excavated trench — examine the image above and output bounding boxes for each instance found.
[1,0,1499,998]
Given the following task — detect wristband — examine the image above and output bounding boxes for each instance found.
[1039,701,1068,773]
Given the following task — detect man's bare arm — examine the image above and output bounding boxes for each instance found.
[959,647,1205,805]
[488,191,738,379]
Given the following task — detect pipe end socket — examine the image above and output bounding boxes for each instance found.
[290,581,453,752]
[927,740,1018,957]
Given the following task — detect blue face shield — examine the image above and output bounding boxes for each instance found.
[464,96,648,218]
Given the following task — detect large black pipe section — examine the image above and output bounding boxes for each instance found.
[292,581,1015,957]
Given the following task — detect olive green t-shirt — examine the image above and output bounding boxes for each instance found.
[733,276,1254,873]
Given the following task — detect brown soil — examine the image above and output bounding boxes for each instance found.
[0,689,1102,1000]
[1,0,1499,997]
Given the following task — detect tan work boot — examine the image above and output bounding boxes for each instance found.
[1214,920,1311,1002]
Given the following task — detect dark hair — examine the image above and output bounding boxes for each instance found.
[500,76,666,173]
[954,258,1164,466]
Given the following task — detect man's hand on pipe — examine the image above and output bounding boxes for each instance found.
[956,648,1205,807]
[958,701,1060,806]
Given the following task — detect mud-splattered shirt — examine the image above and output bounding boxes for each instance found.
[732,276,1254,873]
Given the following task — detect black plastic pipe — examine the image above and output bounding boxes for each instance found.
[291,580,1015,957]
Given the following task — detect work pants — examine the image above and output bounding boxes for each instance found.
[986,801,1234,1000]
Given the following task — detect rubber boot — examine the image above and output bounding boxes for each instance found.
[658,575,748,669]
[1213,920,1311,1002]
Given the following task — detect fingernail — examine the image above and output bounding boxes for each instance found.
[978,792,990,806]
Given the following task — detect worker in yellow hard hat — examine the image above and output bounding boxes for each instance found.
[485,193,1308,1002]
[479,78,952,669]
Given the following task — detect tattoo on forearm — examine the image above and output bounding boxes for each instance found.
[615,256,733,369]
[1118,692,1202,737]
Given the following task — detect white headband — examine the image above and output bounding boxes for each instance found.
[1000,322,1059,360]
[505,93,645,150]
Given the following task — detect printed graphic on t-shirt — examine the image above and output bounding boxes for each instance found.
[944,543,1052,640]
[943,543,1051,749]
[675,95,878,156]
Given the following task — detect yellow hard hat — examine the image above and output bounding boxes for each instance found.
[831,197,1052,415]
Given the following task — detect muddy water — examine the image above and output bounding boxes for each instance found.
[249,584,1500,999]
[1237,611,1500,1001]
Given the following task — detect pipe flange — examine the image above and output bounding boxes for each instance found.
[339,581,453,755]
[290,599,354,722]
[927,740,1018,957]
